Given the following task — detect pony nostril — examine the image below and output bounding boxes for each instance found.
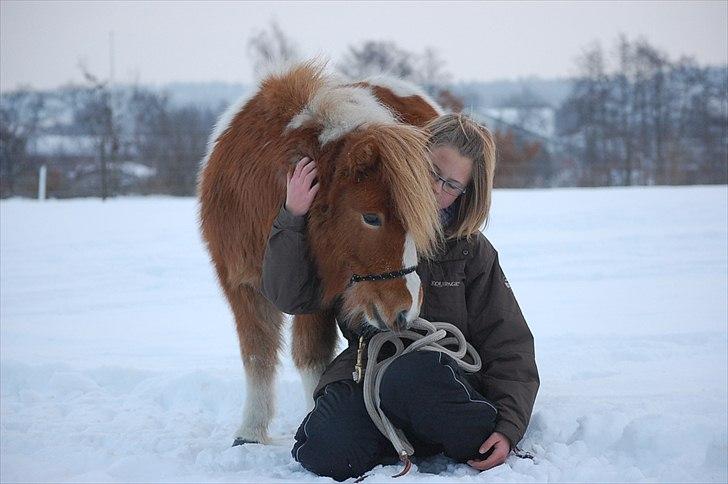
[396,310,408,330]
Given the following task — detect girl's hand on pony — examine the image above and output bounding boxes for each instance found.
[467,431,511,471]
[286,157,319,216]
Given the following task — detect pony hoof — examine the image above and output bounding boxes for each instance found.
[232,437,259,446]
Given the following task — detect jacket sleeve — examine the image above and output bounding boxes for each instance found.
[260,205,324,314]
[465,236,540,449]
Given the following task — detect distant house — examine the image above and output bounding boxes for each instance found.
[23,134,156,198]
[28,134,97,157]
[481,106,556,140]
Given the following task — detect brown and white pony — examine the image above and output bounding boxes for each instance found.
[198,62,443,444]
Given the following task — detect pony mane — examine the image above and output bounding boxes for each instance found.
[287,83,395,145]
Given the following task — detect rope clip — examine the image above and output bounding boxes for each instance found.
[352,335,366,383]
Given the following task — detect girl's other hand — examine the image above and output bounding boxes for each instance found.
[467,431,511,471]
[285,157,319,216]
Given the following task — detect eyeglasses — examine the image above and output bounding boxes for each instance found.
[430,169,467,196]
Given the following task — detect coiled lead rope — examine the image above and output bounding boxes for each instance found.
[356,317,482,477]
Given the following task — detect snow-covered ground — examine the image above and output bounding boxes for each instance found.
[1,185,726,483]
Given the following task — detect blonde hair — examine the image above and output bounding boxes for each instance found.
[424,113,497,240]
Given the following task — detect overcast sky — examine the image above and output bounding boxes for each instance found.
[1,0,726,91]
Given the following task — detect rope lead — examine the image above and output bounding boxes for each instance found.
[358,317,483,478]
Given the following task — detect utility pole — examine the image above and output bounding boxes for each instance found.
[101,30,116,201]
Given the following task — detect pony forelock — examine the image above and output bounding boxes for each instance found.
[367,124,443,258]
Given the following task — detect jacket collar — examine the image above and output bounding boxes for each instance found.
[428,236,471,262]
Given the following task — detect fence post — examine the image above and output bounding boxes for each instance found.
[38,164,47,200]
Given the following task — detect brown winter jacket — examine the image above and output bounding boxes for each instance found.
[261,205,540,449]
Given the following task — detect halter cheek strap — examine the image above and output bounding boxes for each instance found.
[348,265,418,287]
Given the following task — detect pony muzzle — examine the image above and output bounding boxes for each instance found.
[369,304,414,331]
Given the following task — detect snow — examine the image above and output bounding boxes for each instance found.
[1,185,727,483]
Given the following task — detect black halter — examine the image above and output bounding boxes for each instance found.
[348,265,418,287]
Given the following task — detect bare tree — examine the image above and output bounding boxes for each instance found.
[338,40,461,110]
[615,34,636,184]
[571,41,610,184]
[75,61,121,199]
[128,85,216,195]
[558,34,727,186]
[337,40,416,80]
[417,47,452,95]
[493,129,545,188]
[247,20,299,77]
[0,90,45,197]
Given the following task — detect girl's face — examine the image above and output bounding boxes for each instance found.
[429,145,473,209]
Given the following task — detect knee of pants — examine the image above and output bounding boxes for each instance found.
[292,382,387,481]
[295,447,362,482]
[379,351,444,404]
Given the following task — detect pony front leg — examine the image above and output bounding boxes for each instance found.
[292,310,338,410]
[234,354,277,445]
[227,284,283,446]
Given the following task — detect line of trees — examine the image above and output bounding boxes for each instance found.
[557,35,727,186]
[0,75,217,198]
[2,22,469,199]
[1,29,726,199]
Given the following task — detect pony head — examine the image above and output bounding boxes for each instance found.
[285,84,441,332]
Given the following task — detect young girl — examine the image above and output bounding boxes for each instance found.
[261,113,539,481]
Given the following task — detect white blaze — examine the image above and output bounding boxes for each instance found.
[403,233,421,321]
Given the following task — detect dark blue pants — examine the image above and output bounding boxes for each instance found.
[292,351,498,481]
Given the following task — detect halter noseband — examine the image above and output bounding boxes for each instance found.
[348,266,418,287]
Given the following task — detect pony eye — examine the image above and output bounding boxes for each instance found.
[362,213,381,227]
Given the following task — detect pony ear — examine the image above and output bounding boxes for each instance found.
[286,132,319,167]
[341,133,380,181]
